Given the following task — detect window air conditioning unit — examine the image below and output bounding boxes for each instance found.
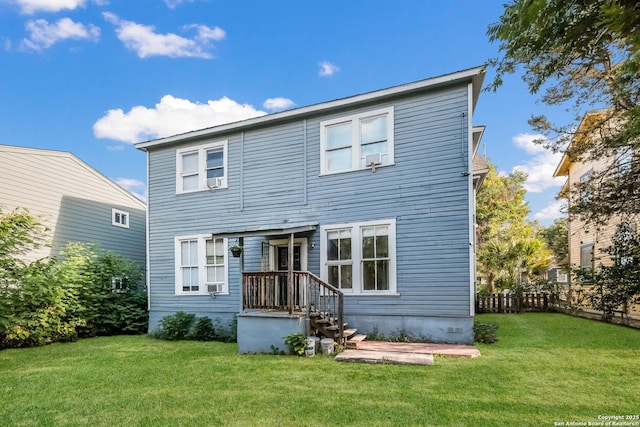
[207,283,223,294]
[365,153,382,172]
[207,177,224,190]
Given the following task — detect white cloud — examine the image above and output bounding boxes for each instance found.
[318,61,339,77]
[10,0,86,14]
[115,177,146,202]
[21,17,100,51]
[164,0,194,9]
[533,200,567,221]
[263,97,295,111]
[511,133,564,193]
[183,24,226,43]
[94,95,267,143]
[103,12,224,59]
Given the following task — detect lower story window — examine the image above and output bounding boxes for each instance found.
[175,235,228,295]
[321,219,396,294]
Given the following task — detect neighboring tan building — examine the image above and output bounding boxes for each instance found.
[553,110,636,298]
[0,145,146,268]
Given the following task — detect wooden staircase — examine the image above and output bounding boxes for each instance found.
[309,306,367,348]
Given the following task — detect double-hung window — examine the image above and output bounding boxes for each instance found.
[320,107,394,175]
[175,235,228,295]
[579,170,592,203]
[616,147,633,177]
[176,141,228,193]
[327,229,352,290]
[321,219,396,294]
[579,242,594,282]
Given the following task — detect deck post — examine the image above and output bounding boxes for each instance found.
[239,236,244,312]
[288,233,294,315]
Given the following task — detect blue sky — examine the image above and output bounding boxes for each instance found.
[1,0,568,225]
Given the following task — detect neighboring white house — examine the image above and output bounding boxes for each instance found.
[0,144,146,267]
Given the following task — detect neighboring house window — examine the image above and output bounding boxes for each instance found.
[176,141,228,193]
[112,276,129,293]
[580,243,594,278]
[321,219,396,294]
[579,170,592,202]
[615,222,636,266]
[175,235,228,295]
[616,147,633,177]
[112,208,129,228]
[320,107,394,175]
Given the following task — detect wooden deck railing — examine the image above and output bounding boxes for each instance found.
[307,272,344,340]
[242,271,344,339]
[242,271,307,312]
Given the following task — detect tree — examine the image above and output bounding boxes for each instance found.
[540,218,569,264]
[476,163,530,244]
[575,222,640,321]
[487,0,640,226]
[476,161,552,293]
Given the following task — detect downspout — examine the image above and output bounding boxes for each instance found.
[145,149,151,315]
[466,83,475,317]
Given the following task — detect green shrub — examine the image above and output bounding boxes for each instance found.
[151,313,236,342]
[284,332,308,356]
[156,311,196,340]
[188,316,217,341]
[474,321,499,344]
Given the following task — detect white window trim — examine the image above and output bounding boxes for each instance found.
[320,218,397,295]
[320,107,395,175]
[174,234,229,296]
[176,141,228,194]
[112,208,129,228]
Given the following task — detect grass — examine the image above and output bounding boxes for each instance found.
[1,313,639,427]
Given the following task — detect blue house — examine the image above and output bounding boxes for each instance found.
[136,66,488,351]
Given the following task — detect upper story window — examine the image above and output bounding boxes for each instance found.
[320,107,394,175]
[112,208,129,228]
[321,218,396,295]
[616,147,633,177]
[176,141,228,194]
[175,235,228,295]
[579,170,592,203]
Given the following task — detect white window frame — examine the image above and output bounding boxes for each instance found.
[320,107,395,175]
[320,218,397,295]
[112,208,129,228]
[616,146,633,177]
[176,141,228,194]
[174,234,229,295]
[111,276,129,293]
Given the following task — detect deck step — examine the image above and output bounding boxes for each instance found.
[346,334,368,349]
[342,328,357,339]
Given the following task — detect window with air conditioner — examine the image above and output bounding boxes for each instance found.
[320,107,394,175]
[176,141,228,194]
[175,235,228,295]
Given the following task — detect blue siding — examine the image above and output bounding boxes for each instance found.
[146,84,474,339]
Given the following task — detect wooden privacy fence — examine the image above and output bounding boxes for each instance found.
[476,292,561,314]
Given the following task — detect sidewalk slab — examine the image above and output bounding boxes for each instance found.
[335,350,434,365]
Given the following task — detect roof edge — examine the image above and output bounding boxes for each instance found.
[136,66,485,151]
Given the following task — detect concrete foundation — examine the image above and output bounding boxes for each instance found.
[237,311,306,354]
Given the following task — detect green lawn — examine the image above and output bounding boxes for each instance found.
[1,313,639,427]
